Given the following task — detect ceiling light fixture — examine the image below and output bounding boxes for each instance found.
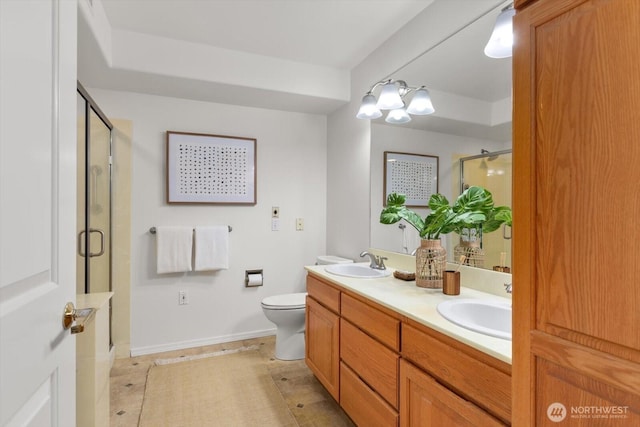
[484,3,515,59]
[356,79,435,124]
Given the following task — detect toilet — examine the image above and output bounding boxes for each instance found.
[261,255,353,360]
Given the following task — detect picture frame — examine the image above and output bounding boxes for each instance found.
[383,151,438,207]
[166,131,257,204]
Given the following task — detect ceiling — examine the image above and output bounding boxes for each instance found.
[96,0,433,70]
[78,0,512,141]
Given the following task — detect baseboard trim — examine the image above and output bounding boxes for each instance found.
[129,328,277,357]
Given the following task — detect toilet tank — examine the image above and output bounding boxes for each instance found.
[316,255,353,265]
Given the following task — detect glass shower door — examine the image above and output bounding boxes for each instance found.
[77,86,112,295]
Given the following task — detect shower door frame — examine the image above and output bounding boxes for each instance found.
[77,82,113,296]
[459,148,513,194]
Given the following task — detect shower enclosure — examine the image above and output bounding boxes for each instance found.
[77,83,113,342]
[458,149,512,270]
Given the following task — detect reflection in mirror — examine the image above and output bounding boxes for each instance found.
[369,1,513,269]
[459,149,512,270]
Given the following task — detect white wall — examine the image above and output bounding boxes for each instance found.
[370,123,505,255]
[89,89,327,355]
[326,104,371,260]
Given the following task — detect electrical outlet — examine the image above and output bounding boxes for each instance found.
[271,218,280,231]
[178,290,188,305]
[296,218,304,231]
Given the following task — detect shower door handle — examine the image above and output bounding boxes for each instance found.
[78,228,105,257]
[502,224,512,240]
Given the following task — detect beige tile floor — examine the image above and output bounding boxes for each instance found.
[110,336,355,426]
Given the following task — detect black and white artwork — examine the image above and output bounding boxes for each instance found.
[167,131,256,204]
[384,151,438,207]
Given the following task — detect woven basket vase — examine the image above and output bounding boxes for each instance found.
[415,239,446,289]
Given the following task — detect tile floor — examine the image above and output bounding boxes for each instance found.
[110,336,355,426]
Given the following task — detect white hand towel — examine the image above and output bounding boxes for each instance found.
[156,226,194,274]
[194,226,229,271]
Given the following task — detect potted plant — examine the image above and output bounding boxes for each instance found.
[452,195,512,268]
[380,186,510,287]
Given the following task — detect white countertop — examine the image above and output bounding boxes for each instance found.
[305,263,512,365]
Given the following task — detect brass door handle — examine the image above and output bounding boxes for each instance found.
[62,302,96,334]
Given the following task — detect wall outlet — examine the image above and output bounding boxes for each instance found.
[178,290,188,305]
[296,218,304,231]
[271,218,280,231]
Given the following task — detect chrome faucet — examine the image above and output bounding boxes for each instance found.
[504,283,512,294]
[360,251,387,270]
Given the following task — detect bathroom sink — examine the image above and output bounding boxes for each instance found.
[437,298,512,340]
[324,263,392,279]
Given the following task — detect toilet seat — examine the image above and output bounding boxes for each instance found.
[261,292,307,310]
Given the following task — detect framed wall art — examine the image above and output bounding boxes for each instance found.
[166,131,257,204]
[383,151,438,207]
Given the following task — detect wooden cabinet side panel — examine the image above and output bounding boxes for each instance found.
[341,293,400,351]
[341,318,399,409]
[305,296,340,401]
[399,359,506,427]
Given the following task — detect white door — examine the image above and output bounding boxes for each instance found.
[0,0,77,426]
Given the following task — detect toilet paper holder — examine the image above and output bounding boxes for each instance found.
[245,269,263,287]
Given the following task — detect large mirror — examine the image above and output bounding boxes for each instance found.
[369,1,512,270]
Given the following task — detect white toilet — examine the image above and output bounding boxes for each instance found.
[261,255,352,360]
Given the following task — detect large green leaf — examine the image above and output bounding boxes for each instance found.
[453,186,494,214]
[380,193,425,233]
[483,206,512,232]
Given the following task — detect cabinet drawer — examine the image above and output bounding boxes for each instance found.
[341,293,400,351]
[307,274,340,313]
[340,362,398,427]
[341,319,399,408]
[402,323,511,423]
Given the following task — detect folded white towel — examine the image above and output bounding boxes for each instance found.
[194,226,229,271]
[156,226,194,274]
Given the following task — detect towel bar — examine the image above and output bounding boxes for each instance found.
[149,226,232,234]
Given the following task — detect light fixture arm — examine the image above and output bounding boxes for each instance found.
[366,79,421,99]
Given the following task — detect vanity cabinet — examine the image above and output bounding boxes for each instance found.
[513,0,640,424]
[306,272,512,426]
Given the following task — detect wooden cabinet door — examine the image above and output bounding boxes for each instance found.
[513,0,640,424]
[399,360,505,427]
[305,296,340,400]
